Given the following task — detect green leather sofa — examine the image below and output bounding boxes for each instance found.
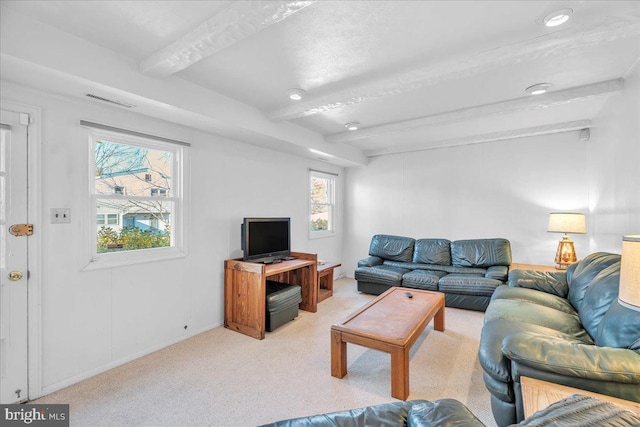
[478,252,640,426]
[261,399,483,427]
[355,234,512,311]
[260,395,640,426]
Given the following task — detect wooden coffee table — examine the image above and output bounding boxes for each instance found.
[331,287,445,400]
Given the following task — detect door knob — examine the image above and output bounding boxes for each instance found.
[8,271,23,281]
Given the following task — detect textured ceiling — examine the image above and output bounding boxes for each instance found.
[1,0,639,166]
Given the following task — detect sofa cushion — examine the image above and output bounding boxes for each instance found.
[596,301,640,350]
[407,399,484,427]
[383,261,487,275]
[369,234,415,262]
[412,239,451,265]
[451,238,512,268]
[354,265,409,287]
[401,270,446,291]
[567,252,621,312]
[579,262,621,341]
[484,299,589,339]
[491,285,576,315]
[508,269,569,298]
[439,274,501,296]
[357,256,383,267]
[485,265,508,282]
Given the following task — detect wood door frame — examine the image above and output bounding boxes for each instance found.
[2,99,43,400]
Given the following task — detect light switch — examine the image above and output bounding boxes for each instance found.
[51,208,71,224]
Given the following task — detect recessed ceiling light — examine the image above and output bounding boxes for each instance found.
[525,83,552,95]
[288,88,306,101]
[543,8,573,27]
[345,122,360,131]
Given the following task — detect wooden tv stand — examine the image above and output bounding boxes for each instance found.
[224,252,318,339]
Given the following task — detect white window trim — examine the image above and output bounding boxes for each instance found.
[309,170,336,239]
[81,125,190,270]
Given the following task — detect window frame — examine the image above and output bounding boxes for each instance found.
[309,170,336,239]
[82,126,189,270]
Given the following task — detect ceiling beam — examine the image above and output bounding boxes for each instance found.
[326,79,624,144]
[0,6,366,167]
[140,1,316,77]
[267,10,640,122]
[364,120,592,157]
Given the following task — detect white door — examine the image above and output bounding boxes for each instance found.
[0,109,29,403]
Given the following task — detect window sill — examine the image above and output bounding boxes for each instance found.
[309,231,336,240]
[81,248,187,271]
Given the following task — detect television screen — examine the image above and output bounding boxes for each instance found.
[242,217,291,262]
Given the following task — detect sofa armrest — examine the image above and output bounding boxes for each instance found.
[508,269,569,298]
[486,265,508,282]
[502,332,640,384]
[358,256,383,267]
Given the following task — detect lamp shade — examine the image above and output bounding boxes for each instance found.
[547,213,586,234]
[619,235,640,311]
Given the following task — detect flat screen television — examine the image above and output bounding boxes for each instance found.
[241,217,291,262]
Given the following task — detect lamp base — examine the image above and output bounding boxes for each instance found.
[554,235,577,270]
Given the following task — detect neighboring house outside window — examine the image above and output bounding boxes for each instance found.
[97,213,119,226]
[84,123,189,269]
[309,170,336,238]
[150,188,168,197]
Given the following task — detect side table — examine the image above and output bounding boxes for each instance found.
[510,263,557,272]
[317,262,341,302]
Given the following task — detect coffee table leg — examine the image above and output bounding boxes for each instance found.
[331,329,347,378]
[434,302,445,332]
[390,346,409,400]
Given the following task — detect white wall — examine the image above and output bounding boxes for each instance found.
[587,62,640,252]
[343,67,640,275]
[343,132,590,272]
[1,81,344,395]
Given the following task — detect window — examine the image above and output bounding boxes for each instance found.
[84,121,189,269]
[96,213,119,225]
[309,170,336,237]
[150,188,168,197]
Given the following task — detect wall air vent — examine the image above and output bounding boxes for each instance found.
[85,93,135,109]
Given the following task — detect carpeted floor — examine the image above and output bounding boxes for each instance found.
[33,278,497,426]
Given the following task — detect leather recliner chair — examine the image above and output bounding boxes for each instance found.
[478,252,640,426]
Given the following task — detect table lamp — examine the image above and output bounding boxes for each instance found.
[619,235,640,311]
[548,212,586,269]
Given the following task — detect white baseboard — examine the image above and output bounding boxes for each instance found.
[40,321,221,397]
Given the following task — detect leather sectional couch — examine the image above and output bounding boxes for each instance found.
[355,234,512,311]
[479,252,640,426]
[261,399,483,427]
[261,395,640,427]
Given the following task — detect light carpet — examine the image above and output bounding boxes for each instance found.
[33,278,496,427]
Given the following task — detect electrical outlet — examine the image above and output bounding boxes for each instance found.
[51,208,71,224]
